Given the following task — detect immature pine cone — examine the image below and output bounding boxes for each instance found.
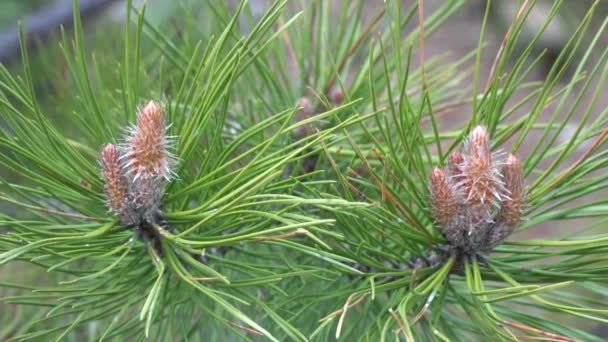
[100,100,175,225]
[100,144,137,225]
[429,126,526,253]
[293,97,315,141]
[123,101,173,181]
[123,101,174,218]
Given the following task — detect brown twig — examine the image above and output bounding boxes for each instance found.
[544,126,608,190]
[389,308,411,341]
[343,134,411,224]
[366,149,432,240]
[485,0,531,91]
[513,337,573,342]
[322,9,385,95]
[227,321,264,336]
[417,0,428,90]
[344,167,373,202]
[276,16,298,82]
[412,289,437,324]
[408,264,420,290]
[190,276,224,282]
[319,292,369,322]
[252,228,309,242]
[501,321,581,342]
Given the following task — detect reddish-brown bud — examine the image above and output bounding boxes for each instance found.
[329,88,344,106]
[293,97,315,139]
[124,101,171,180]
[430,167,458,226]
[101,144,128,213]
[296,97,313,120]
[428,126,527,253]
[461,126,499,208]
[500,154,525,226]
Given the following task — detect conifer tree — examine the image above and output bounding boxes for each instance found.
[1,0,608,340]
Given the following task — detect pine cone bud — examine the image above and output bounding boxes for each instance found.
[124,101,171,181]
[430,167,458,226]
[329,88,344,106]
[100,144,128,214]
[461,126,499,209]
[428,126,527,253]
[500,154,525,226]
[293,97,315,140]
